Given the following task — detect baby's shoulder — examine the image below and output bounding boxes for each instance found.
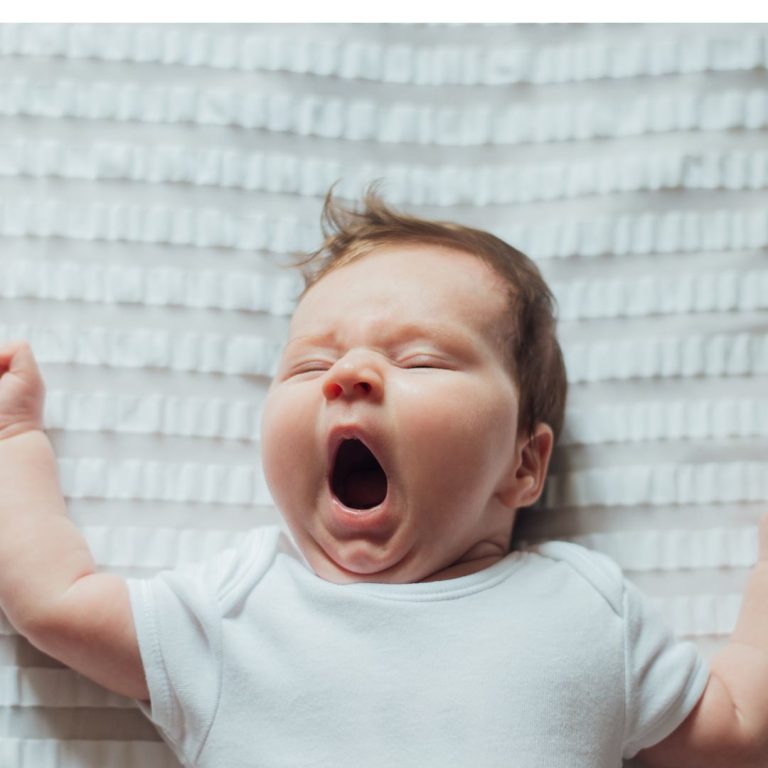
[170,525,291,609]
[526,540,625,617]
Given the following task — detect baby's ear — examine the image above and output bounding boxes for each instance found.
[497,423,554,510]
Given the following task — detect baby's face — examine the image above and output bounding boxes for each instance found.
[260,244,527,584]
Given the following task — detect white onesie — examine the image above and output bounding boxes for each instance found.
[127,526,708,768]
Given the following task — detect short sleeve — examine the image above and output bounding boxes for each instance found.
[126,528,273,765]
[536,541,709,761]
[621,578,709,758]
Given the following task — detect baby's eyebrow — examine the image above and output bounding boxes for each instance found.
[284,323,479,354]
[284,332,336,350]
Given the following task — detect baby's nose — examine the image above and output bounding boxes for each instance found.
[322,354,383,402]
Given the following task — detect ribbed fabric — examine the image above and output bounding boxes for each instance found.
[1,259,299,313]
[1,22,766,767]
[0,668,133,708]
[57,457,270,505]
[546,461,768,507]
[2,140,768,203]
[44,390,265,440]
[554,527,757,571]
[651,594,743,638]
[1,24,765,84]
[1,200,766,256]
[0,738,178,768]
[563,398,768,444]
[2,79,767,145]
[0,323,282,376]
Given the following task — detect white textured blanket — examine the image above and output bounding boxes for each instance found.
[0,22,766,767]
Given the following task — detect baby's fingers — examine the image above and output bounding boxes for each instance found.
[0,341,45,438]
[0,341,19,373]
[0,340,42,380]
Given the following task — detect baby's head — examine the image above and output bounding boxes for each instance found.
[261,189,567,584]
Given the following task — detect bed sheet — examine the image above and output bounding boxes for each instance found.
[0,22,766,767]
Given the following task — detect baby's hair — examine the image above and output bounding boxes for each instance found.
[297,184,567,443]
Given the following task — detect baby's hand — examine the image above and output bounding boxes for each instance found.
[0,341,45,440]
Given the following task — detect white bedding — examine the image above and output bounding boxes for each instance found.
[1,22,766,767]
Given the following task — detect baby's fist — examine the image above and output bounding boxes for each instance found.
[0,341,45,440]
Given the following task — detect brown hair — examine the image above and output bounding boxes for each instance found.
[296,186,567,443]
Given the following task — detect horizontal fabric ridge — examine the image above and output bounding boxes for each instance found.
[1,25,765,85]
[57,457,272,505]
[562,397,768,444]
[0,259,299,316]
[0,668,133,709]
[2,202,767,259]
[546,461,768,507]
[1,79,767,145]
[553,269,768,320]
[653,593,741,637]
[45,390,265,441]
[2,140,768,204]
[0,199,317,253]
[0,737,176,767]
[0,323,283,377]
[561,527,757,571]
[80,526,245,569]
[563,332,768,383]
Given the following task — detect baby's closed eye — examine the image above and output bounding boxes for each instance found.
[288,362,333,376]
[399,355,452,369]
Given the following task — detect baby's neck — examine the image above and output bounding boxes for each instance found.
[419,542,508,583]
[419,556,504,582]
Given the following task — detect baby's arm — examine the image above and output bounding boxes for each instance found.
[639,516,768,767]
[0,341,148,700]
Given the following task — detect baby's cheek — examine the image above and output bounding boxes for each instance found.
[260,389,324,512]
[406,385,517,484]
[260,394,304,488]
[402,406,480,475]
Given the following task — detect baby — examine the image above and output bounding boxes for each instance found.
[1,191,767,767]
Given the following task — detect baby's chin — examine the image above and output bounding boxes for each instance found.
[305,533,421,585]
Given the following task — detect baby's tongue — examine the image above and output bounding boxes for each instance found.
[343,469,387,509]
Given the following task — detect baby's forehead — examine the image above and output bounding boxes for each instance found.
[287,246,514,352]
[298,246,504,308]
[301,242,509,299]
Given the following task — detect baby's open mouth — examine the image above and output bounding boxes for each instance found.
[331,439,388,510]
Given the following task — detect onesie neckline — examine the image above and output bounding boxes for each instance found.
[312,549,527,602]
